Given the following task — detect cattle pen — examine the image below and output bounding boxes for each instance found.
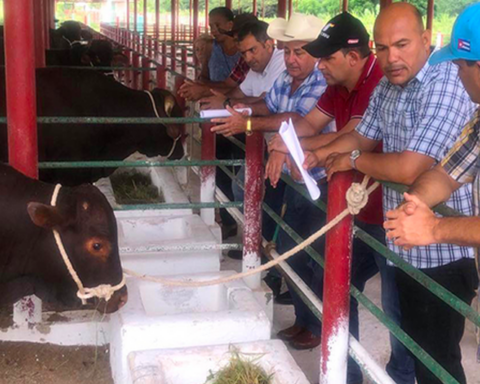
[0,0,479,384]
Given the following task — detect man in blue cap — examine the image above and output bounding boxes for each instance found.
[384,3,480,383]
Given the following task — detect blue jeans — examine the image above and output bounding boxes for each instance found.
[276,183,329,327]
[309,221,415,384]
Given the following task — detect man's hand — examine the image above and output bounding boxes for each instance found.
[199,89,228,110]
[325,152,352,181]
[178,80,210,101]
[265,151,287,188]
[268,134,289,154]
[302,151,319,171]
[210,106,248,137]
[286,156,303,182]
[384,192,439,247]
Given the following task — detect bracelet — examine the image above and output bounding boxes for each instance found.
[246,118,253,136]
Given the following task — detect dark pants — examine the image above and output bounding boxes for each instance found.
[276,183,329,328]
[396,258,478,384]
[309,221,415,384]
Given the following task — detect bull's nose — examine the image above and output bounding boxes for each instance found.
[118,290,128,309]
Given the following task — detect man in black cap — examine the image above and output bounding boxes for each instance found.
[268,12,415,384]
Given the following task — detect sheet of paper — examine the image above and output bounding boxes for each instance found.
[199,108,252,119]
[279,119,321,200]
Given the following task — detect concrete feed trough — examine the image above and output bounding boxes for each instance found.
[117,214,221,276]
[109,271,272,384]
[127,340,310,384]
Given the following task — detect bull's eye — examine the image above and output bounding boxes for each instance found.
[92,243,102,251]
[85,237,111,261]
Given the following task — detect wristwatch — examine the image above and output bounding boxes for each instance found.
[350,149,361,170]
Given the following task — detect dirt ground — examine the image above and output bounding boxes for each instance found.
[0,342,113,384]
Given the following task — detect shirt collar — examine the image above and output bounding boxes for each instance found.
[353,53,377,92]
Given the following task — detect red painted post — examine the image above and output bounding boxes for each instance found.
[126,0,130,31]
[142,57,151,90]
[49,0,56,29]
[200,123,216,227]
[156,65,167,89]
[320,171,355,384]
[4,0,39,178]
[242,132,264,289]
[380,0,392,9]
[181,47,188,76]
[426,0,434,31]
[342,0,348,11]
[161,42,167,67]
[34,0,46,68]
[143,0,148,55]
[132,52,140,90]
[44,0,51,49]
[171,44,177,71]
[225,0,232,8]
[171,0,177,42]
[252,0,257,16]
[134,0,138,33]
[155,0,160,53]
[277,0,287,18]
[205,0,209,32]
[288,0,292,18]
[193,0,199,41]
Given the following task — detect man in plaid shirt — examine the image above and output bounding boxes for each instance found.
[303,3,477,383]
[385,4,480,383]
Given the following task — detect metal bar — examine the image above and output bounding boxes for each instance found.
[132,52,140,89]
[154,0,160,52]
[12,116,211,124]
[34,0,46,68]
[5,0,39,179]
[120,243,243,253]
[205,0,209,32]
[342,0,348,11]
[142,57,151,90]
[171,0,177,42]
[156,65,167,89]
[193,0,199,41]
[426,0,434,31]
[39,159,244,169]
[200,123,216,226]
[115,201,242,210]
[321,171,355,384]
[252,0,257,16]
[226,0,232,8]
[134,0,138,32]
[242,132,264,289]
[126,0,130,31]
[277,0,287,17]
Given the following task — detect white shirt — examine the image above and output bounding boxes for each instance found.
[239,48,286,97]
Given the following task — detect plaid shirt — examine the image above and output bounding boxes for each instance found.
[228,57,250,84]
[357,59,476,269]
[266,67,333,181]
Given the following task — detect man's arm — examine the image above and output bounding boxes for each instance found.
[301,118,361,151]
[199,87,248,110]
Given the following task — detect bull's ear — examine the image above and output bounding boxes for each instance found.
[27,202,64,229]
[164,94,176,117]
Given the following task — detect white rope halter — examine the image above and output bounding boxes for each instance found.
[50,185,126,305]
[144,90,181,159]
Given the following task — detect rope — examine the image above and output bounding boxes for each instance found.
[124,176,380,287]
[144,90,181,158]
[51,185,126,304]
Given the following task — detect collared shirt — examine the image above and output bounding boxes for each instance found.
[442,108,480,217]
[317,54,384,225]
[228,57,250,84]
[357,59,476,269]
[265,66,332,181]
[239,48,286,97]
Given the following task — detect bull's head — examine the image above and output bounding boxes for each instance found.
[27,184,127,314]
[151,88,183,141]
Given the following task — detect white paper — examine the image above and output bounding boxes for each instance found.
[279,119,320,200]
[199,108,252,119]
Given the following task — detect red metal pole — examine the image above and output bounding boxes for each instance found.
[126,0,130,31]
[225,0,232,9]
[181,47,188,76]
[50,0,56,29]
[171,0,177,42]
[155,0,160,53]
[380,0,392,9]
[161,42,167,67]
[134,0,138,32]
[342,0,348,12]
[320,171,355,384]
[132,52,140,89]
[142,57,151,90]
[156,65,167,89]
[252,0,257,16]
[193,0,199,41]
[34,0,46,68]
[4,0,39,179]
[287,0,292,18]
[143,0,148,55]
[277,0,287,17]
[44,0,51,49]
[200,123,216,227]
[205,0,209,32]
[242,132,264,289]
[125,51,133,87]
[426,0,434,31]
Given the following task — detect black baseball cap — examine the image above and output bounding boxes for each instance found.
[303,12,370,58]
[225,13,258,37]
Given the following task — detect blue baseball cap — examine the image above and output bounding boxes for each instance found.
[430,3,480,66]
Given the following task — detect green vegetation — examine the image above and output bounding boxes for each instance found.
[110,171,163,205]
[205,350,273,384]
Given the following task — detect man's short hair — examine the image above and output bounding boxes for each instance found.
[209,7,234,22]
[237,21,270,43]
[341,45,371,59]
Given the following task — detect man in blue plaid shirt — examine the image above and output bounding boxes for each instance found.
[302,3,477,383]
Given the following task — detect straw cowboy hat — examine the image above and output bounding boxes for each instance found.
[267,13,324,43]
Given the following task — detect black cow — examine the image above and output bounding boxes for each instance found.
[0,68,184,186]
[50,21,83,49]
[0,163,128,313]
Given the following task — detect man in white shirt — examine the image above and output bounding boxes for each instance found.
[199,20,286,109]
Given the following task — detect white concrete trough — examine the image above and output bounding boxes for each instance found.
[128,340,310,384]
[110,271,272,384]
[117,214,221,275]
